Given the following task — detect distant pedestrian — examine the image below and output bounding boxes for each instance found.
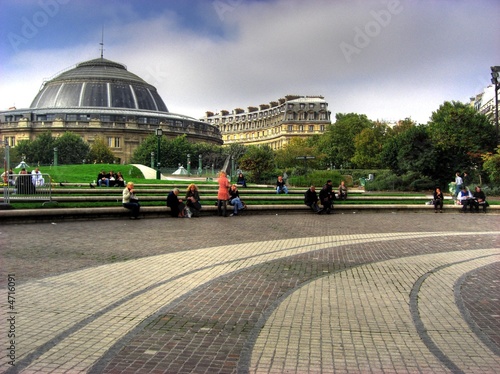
[319,180,335,214]
[122,182,140,219]
[433,187,444,213]
[167,188,185,218]
[276,175,288,194]
[304,185,322,213]
[217,171,231,217]
[454,172,463,197]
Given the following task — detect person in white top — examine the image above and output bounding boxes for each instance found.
[457,186,473,212]
[454,172,463,197]
[31,167,45,187]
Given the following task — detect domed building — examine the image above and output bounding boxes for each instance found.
[0,57,222,163]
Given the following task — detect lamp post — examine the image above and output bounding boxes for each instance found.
[296,156,315,174]
[155,128,163,180]
[53,147,58,166]
[198,154,202,175]
[230,155,235,181]
[187,154,191,175]
[491,66,500,145]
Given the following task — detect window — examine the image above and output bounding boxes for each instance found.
[287,113,294,120]
[114,137,121,148]
[309,125,314,132]
[108,137,113,147]
[288,125,294,132]
[299,125,304,132]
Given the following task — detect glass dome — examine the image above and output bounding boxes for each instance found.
[30,58,168,112]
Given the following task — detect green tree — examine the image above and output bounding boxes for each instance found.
[13,140,31,166]
[238,145,275,182]
[482,147,500,185]
[88,136,116,164]
[29,131,55,165]
[163,135,193,168]
[192,142,225,174]
[351,123,387,168]
[275,137,323,170]
[427,101,497,176]
[54,132,90,165]
[381,125,438,181]
[317,113,372,168]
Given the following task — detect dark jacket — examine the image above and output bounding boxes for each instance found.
[166,191,184,217]
[319,183,335,203]
[304,188,319,206]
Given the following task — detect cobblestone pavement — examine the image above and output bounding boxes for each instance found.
[0,213,499,373]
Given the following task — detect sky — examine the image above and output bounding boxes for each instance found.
[0,0,498,125]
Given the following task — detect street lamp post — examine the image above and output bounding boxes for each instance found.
[155,128,163,180]
[491,66,500,145]
[198,154,202,175]
[187,154,191,175]
[296,156,315,174]
[230,155,235,181]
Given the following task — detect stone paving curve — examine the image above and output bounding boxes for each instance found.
[0,213,499,373]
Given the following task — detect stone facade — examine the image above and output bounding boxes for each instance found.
[201,95,331,149]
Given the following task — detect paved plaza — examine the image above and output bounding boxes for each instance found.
[1,212,499,373]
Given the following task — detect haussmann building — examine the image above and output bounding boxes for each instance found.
[201,95,332,150]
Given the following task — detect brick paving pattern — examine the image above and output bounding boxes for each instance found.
[0,213,499,373]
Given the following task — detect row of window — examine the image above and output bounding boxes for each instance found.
[210,108,328,124]
[221,120,326,133]
[224,124,325,141]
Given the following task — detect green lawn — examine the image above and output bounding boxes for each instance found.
[12,164,144,183]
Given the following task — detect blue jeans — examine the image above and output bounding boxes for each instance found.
[276,186,288,194]
[99,179,109,187]
[230,197,244,214]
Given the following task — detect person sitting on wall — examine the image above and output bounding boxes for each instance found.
[236,172,247,188]
[276,175,288,194]
[472,186,489,213]
[108,170,116,187]
[304,185,322,213]
[115,172,125,187]
[15,168,36,194]
[97,170,109,187]
[338,180,348,200]
[166,188,185,218]
[185,183,202,217]
[31,167,45,187]
[228,184,246,216]
[433,187,444,213]
[1,168,15,186]
[457,186,473,212]
[319,180,335,214]
[122,181,140,219]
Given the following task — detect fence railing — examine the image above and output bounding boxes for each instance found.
[2,173,52,204]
